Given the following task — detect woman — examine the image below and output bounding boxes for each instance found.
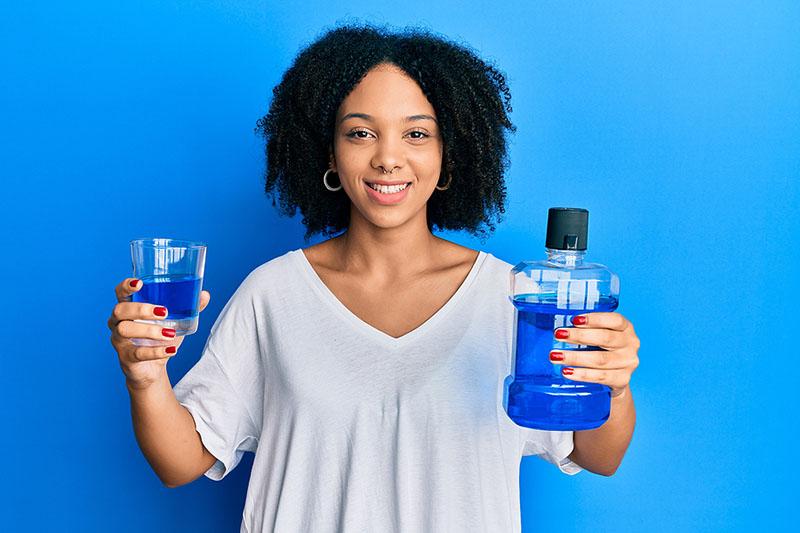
[108,23,640,532]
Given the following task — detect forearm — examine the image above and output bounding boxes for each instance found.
[569,385,636,476]
[127,373,209,487]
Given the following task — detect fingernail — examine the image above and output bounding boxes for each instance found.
[555,329,569,339]
[165,346,176,354]
[129,279,140,288]
[572,315,587,325]
[562,367,574,376]
[550,351,564,361]
[153,306,167,317]
[162,328,176,338]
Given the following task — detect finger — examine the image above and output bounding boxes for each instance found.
[571,312,630,332]
[116,278,143,303]
[111,328,186,351]
[198,290,211,312]
[548,349,632,370]
[108,302,169,330]
[113,335,186,356]
[114,321,177,342]
[126,343,180,363]
[554,327,627,350]
[560,366,631,390]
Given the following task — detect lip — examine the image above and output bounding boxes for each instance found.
[365,179,410,186]
[363,180,412,205]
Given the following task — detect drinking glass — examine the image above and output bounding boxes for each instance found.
[129,238,207,346]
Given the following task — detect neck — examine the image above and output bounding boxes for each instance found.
[546,247,586,268]
[331,205,441,282]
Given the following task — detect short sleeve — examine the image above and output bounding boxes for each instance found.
[173,271,266,481]
[519,427,583,475]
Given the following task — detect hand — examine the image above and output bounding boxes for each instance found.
[549,312,640,398]
[108,278,211,390]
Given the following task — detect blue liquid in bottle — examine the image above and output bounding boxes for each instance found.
[132,274,202,321]
[504,295,619,430]
[503,207,620,431]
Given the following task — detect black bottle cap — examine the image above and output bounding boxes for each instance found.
[545,207,588,251]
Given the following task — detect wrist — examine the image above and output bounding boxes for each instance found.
[125,372,170,395]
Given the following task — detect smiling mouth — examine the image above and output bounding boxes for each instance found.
[364,181,412,194]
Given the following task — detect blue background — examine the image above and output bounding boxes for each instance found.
[1,1,797,531]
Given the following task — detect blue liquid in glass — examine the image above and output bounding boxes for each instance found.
[131,275,202,320]
[504,294,619,430]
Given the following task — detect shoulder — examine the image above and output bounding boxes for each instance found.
[478,249,515,277]
[433,238,512,266]
[431,240,517,297]
[433,238,481,272]
[251,248,301,275]
[234,249,304,297]
[300,238,337,272]
[429,238,518,284]
[481,250,513,269]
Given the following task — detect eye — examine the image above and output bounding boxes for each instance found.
[407,130,430,140]
[345,129,373,139]
[344,128,431,141]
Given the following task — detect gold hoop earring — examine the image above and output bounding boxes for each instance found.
[323,168,342,192]
[435,173,452,191]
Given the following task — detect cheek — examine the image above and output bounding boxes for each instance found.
[410,150,443,175]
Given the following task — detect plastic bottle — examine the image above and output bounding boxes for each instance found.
[503,207,620,430]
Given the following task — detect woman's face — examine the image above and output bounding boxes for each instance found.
[331,63,444,230]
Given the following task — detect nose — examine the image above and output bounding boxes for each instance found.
[371,136,405,174]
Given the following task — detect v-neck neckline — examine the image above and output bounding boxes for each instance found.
[293,248,488,347]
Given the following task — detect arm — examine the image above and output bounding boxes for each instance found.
[128,374,217,488]
[569,385,635,476]
[111,281,217,487]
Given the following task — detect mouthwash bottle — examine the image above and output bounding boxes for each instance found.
[503,207,620,430]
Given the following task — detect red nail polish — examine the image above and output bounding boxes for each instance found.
[162,328,176,338]
[165,346,176,354]
[550,351,564,361]
[129,280,140,288]
[154,306,167,317]
[555,329,569,339]
[562,367,574,375]
[572,315,587,325]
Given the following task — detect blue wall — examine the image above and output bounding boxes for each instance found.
[1,1,796,531]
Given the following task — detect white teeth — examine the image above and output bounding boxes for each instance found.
[368,182,409,194]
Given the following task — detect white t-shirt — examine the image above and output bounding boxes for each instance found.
[173,249,582,533]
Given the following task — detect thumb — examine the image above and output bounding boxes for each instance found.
[198,290,211,312]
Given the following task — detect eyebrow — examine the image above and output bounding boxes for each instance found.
[338,113,438,125]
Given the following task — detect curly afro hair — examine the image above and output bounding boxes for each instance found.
[255,22,516,242]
